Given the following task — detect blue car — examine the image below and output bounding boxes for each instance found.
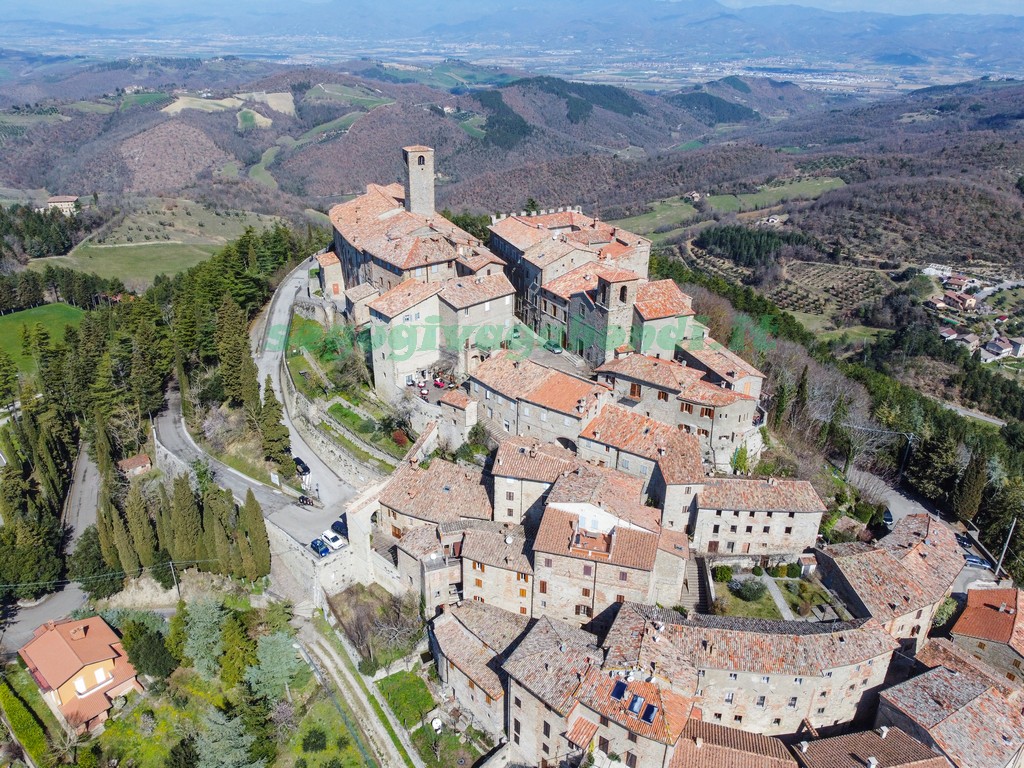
[963,553,992,570]
[310,538,330,558]
[331,520,347,537]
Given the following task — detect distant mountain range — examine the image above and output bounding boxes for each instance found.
[3,0,1023,78]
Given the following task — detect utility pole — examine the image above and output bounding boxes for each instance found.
[169,560,181,601]
[996,517,1017,582]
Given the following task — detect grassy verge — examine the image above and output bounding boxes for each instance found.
[5,664,62,736]
[320,422,395,474]
[314,614,416,768]
[0,302,85,372]
[285,697,369,768]
[376,671,434,729]
[328,403,409,459]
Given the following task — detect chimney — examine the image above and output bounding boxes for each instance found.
[694,736,704,749]
[798,742,809,753]
[867,758,879,768]
[402,145,435,217]
[878,726,889,739]
[69,625,87,641]
[1000,602,1007,613]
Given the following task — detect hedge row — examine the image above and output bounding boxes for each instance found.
[0,676,49,764]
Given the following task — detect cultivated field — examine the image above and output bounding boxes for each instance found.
[234,90,295,115]
[249,146,280,189]
[30,243,219,288]
[161,95,243,114]
[0,303,84,372]
[303,83,393,110]
[236,108,272,130]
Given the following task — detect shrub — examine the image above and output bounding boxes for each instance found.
[751,565,763,576]
[358,657,379,676]
[770,565,787,578]
[730,579,768,602]
[392,429,408,447]
[671,605,688,618]
[711,597,728,615]
[0,678,48,764]
[786,562,802,578]
[324,759,344,768]
[933,596,959,627]
[712,565,733,582]
[798,601,813,617]
[302,727,328,753]
[336,735,351,751]
[785,581,800,595]
[296,760,308,768]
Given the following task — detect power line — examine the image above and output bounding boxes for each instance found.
[0,558,226,593]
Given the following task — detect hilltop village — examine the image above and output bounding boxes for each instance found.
[303,147,1019,768]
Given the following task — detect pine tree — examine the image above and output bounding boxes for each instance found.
[0,349,17,409]
[195,707,264,768]
[124,483,156,567]
[954,450,988,522]
[239,490,271,577]
[244,631,301,703]
[259,376,290,465]
[172,475,202,562]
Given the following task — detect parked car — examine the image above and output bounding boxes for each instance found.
[310,539,330,558]
[297,495,315,506]
[331,520,347,538]
[955,533,973,550]
[964,553,993,570]
[294,457,311,476]
[882,509,894,528]
[543,339,563,354]
[433,377,446,388]
[321,529,344,550]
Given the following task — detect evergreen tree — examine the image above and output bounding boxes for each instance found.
[259,376,290,466]
[184,599,226,681]
[166,601,190,666]
[195,707,265,768]
[215,296,249,405]
[172,476,202,562]
[0,349,17,409]
[220,613,256,688]
[155,485,172,553]
[151,548,176,590]
[68,524,123,600]
[236,533,259,583]
[769,380,790,430]
[95,501,119,568]
[124,483,156,567]
[110,507,141,577]
[236,686,277,766]
[121,621,177,680]
[953,450,988,522]
[792,364,809,423]
[239,490,271,577]
[906,433,961,504]
[244,631,300,703]
[130,321,165,416]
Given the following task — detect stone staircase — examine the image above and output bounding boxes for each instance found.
[679,557,710,614]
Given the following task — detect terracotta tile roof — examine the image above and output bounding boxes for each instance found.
[580,404,704,485]
[548,463,658,531]
[533,505,659,571]
[502,616,602,715]
[471,350,606,417]
[820,515,963,622]
[60,643,141,727]
[462,529,533,574]
[670,720,796,768]
[432,614,505,699]
[437,273,514,310]
[116,453,151,473]
[316,250,340,267]
[793,727,950,768]
[658,528,691,560]
[566,716,599,749]
[367,278,440,319]
[439,388,471,409]
[456,247,506,273]
[678,338,765,381]
[378,459,492,524]
[635,280,694,321]
[578,668,695,745]
[916,638,1022,698]
[394,524,442,559]
[20,618,123,692]
[403,144,433,152]
[951,588,1024,654]
[880,666,1024,768]
[345,282,379,302]
[493,437,578,483]
[604,604,898,679]
[699,478,826,514]
[490,211,648,266]
[677,376,755,407]
[541,262,639,301]
[598,353,705,392]
[447,600,531,656]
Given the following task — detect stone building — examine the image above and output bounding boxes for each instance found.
[461,526,534,616]
[367,279,442,392]
[491,437,578,529]
[792,726,950,768]
[816,514,964,654]
[950,587,1024,682]
[690,477,827,564]
[631,280,696,360]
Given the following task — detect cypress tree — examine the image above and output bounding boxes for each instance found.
[215,295,249,405]
[792,364,809,423]
[239,490,271,577]
[953,451,988,523]
[259,376,290,464]
[0,349,17,409]
[236,532,258,583]
[155,484,172,553]
[110,507,141,576]
[95,502,119,568]
[212,515,232,575]
[171,475,202,562]
[219,613,256,688]
[124,483,156,567]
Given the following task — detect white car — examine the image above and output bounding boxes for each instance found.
[321,529,345,550]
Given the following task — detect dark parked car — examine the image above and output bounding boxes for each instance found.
[294,457,311,476]
[963,553,993,570]
[955,533,973,550]
[310,538,330,558]
[882,509,894,528]
[331,520,347,538]
[543,339,563,354]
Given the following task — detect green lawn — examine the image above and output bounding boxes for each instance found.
[299,112,363,142]
[459,115,486,138]
[5,663,62,736]
[120,92,168,110]
[100,693,197,768]
[290,315,327,350]
[610,197,699,236]
[320,421,395,474]
[820,325,888,343]
[706,194,742,212]
[672,139,705,151]
[68,100,117,114]
[283,697,367,768]
[376,671,434,729]
[249,146,279,189]
[0,303,84,372]
[30,242,219,288]
[718,585,783,620]
[410,726,481,768]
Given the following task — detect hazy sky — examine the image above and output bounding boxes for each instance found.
[717,0,1023,13]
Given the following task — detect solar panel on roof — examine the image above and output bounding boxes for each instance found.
[628,695,645,715]
[610,680,627,701]
[641,704,657,724]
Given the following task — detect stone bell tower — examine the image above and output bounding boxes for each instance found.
[402,145,435,218]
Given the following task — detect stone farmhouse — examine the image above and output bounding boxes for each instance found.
[950,587,1024,682]
[816,514,964,654]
